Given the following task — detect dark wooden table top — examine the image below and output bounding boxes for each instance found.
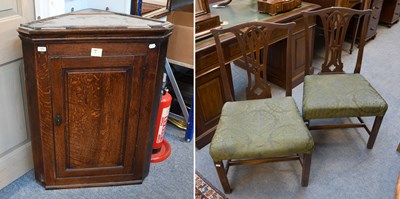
[196,1,320,53]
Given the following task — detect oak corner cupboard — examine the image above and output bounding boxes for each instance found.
[17,9,173,189]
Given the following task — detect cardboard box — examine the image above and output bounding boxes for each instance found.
[166,6,194,68]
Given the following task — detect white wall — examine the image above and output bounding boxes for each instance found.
[34,0,65,19]
[35,0,131,19]
[86,0,131,14]
[64,0,88,13]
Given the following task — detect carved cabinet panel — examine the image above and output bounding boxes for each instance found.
[50,56,144,179]
[195,68,226,148]
[17,9,172,189]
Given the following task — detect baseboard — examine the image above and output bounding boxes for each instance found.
[0,142,33,189]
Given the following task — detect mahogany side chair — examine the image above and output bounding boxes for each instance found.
[301,7,388,149]
[209,21,314,194]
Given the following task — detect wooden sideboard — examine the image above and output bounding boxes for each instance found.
[17,9,172,189]
[380,0,400,27]
[195,1,320,149]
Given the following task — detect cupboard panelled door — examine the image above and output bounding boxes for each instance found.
[49,55,144,178]
[196,69,225,148]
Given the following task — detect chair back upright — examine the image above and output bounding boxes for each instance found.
[211,22,295,102]
[302,7,371,75]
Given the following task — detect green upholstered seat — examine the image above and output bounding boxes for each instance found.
[302,74,388,120]
[209,97,314,162]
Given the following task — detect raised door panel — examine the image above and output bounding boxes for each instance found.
[49,55,144,178]
[266,31,309,89]
[266,40,286,88]
[0,0,34,64]
[195,69,225,148]
[0,61,27,155]
[197,77,223,124]
[292,30,314,86]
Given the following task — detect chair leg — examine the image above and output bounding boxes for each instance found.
[214,161,232,194]
[301,153,312,187]
[367,116,384,149]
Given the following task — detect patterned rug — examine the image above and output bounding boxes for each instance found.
[195,171,227,199]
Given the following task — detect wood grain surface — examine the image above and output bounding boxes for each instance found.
[18,9,172,188]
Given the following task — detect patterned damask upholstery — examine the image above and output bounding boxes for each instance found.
[303,74,388,120]
[210,97,314,162]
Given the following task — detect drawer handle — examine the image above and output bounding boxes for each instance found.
[55,114,62,126]
[372,16,377,19]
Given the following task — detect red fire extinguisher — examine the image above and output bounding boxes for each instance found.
[151,74,172,163]
[152,88,172,153]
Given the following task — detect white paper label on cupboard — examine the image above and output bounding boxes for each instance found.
[37,46,47,52]
[149,44,156,49]
[91,48,103,57]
